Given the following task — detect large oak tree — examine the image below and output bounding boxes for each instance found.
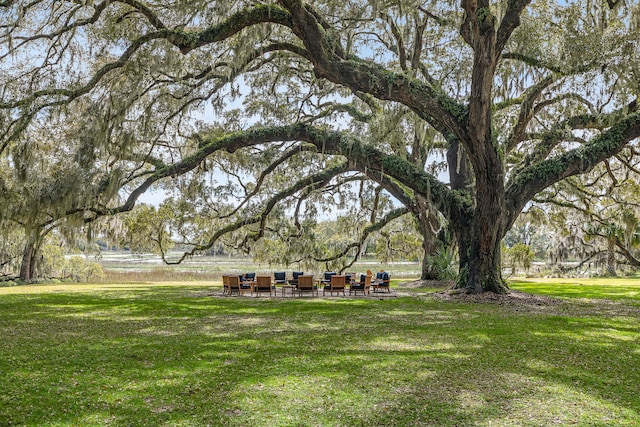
[1,0,639,292]
[0,101,124,280]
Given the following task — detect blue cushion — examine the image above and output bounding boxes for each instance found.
[324,271,336,280]
[292,271,304,279]
[274,272,286,282]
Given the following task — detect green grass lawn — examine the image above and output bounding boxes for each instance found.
[0,280,638,426]
[510,277,640,303]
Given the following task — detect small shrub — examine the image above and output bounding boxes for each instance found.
[63,256,105,282]
[504,243,535,275]
[426,247,457,280]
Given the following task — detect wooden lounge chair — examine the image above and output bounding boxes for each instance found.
[323,275,346,296]
[222,275,232,295]
[345,272,356,285]
[239,274,255,289]
[254,275,275,297]
[296,275,317,297]
[229,275,252,296]
[289,271,304,287]
[373,270,391,293]
[349,274,371,296]
[321,271,337,285]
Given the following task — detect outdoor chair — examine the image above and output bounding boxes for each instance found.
[274,271,287,285]
[239,274,254,287]
[345,272,356,285]
[349,274,371,296]
[222,275,233,295]
[254,275,275,297]
[321,271,337,285]
[244,272,256,282]
[374,271,390,293]
[295,275,317,297]
[289,271,304,287]
[323,275,346,296]
[228,275,251,296]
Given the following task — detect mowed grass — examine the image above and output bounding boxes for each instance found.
[510,277,640,303]
[0,280,638,426]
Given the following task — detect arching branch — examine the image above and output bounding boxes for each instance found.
[505,75,555,152]
[496,0,531,54]
[506,111,640,227]
[276,0,468,144]
[312,206,410,266]
[165,5,293,54]
[0,4,298,155]
[615,240,640,268]
[160,162,351,264]
[516,97,639,169]
[79,123,464,263]
[218,143,320,219]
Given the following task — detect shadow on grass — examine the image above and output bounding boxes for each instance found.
[0,288,638,426]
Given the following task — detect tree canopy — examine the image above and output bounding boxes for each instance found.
[1,0,639,292]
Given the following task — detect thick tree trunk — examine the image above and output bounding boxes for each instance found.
[607,237,617,276]
[453,169,509,294]
[449,3,508,294]
[455,221,508,294]
[444,143,509,292]
[19,232,43,282]
[19,238,37,282]
[414,203,439,280]
[420,248,433,280]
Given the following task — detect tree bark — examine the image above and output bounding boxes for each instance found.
[18,229,45,282]
[447,138,472,191]
[19,237,37,282]
[420,249,433,280]
[413,195,441,280]
[455,216,509,294]
[452,165,509,294]
[607,237,617,276]
[417,214,438,280]
[453,3,510,293]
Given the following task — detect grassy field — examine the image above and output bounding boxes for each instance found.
[510,277,640,302]
[0,279,638,426]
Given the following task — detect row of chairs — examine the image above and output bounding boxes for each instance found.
[284,270,390,291]
[222,275,273,297]
[322,271,391,294]
[222,271,390,297]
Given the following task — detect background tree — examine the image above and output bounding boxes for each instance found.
[2,1,640,292]
[503,243,535,276]
[0,107,124,280]
[120,203,176,257]
[0,225,22,280]
[535,150,640,275]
